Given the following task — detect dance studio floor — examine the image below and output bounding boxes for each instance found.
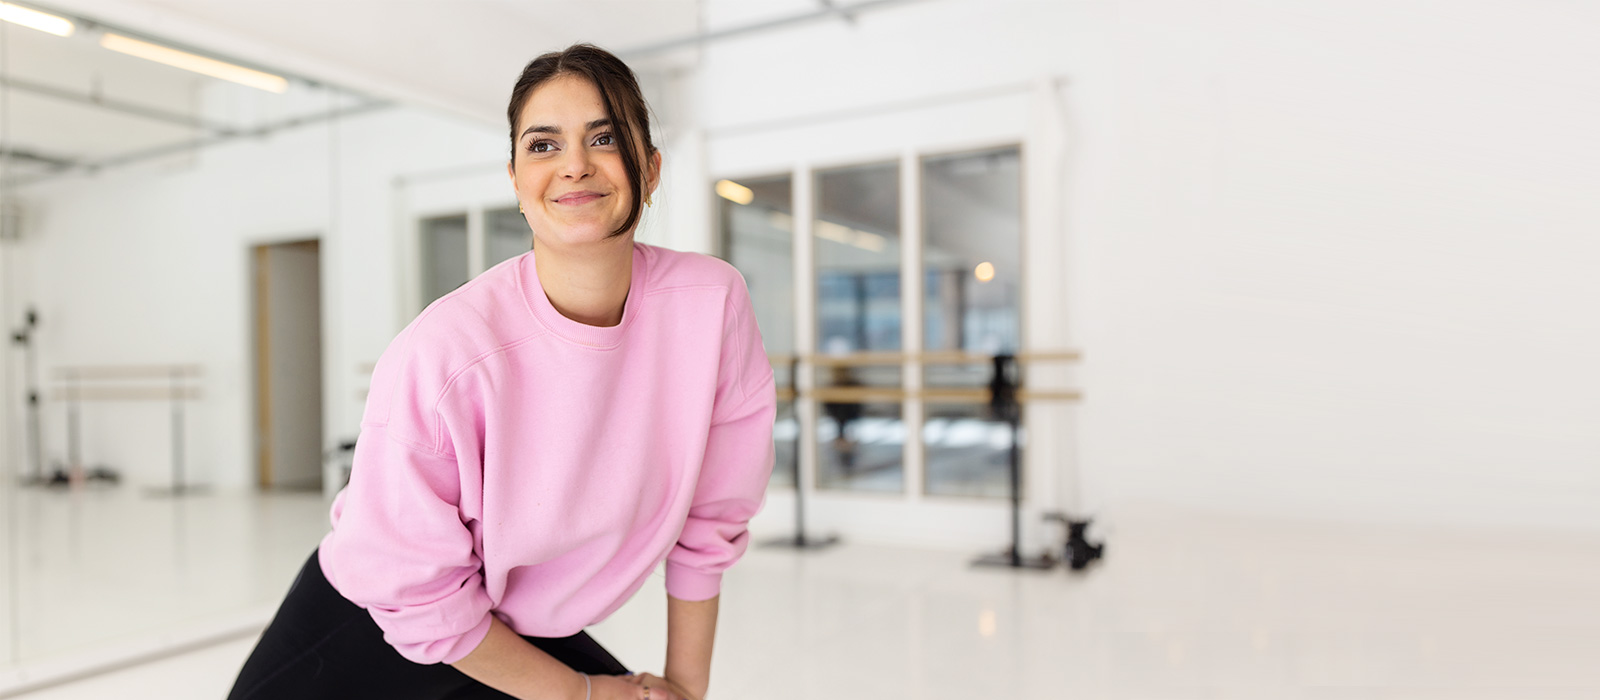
[1,487,1597,699]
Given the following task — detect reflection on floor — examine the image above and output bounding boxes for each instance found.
[0,488,330,664]
[4,491,1599,698]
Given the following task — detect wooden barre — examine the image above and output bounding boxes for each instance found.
[769,350,1080,367]
[52,364,203,380]
[789,387,1080,404]
[49,386,203,401]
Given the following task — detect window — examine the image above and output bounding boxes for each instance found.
[922,146,1023,498]
[485,207,531,270]
[719,175,797,488]
[815,162,903,494]
[420,214,469,307]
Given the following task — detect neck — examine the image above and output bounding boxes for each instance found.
[534,236,634,327]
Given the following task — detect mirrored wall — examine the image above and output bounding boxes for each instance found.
[0,3,505,678]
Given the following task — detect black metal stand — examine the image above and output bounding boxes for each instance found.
[972,354,1056,570]
[763,357,839,550]
[10,308,47,486]
[1044,512,1104,572]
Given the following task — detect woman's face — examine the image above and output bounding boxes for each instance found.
[507,74,659,251]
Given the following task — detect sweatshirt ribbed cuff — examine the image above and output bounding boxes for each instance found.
[435,613,496,665]
[663,561,724,602]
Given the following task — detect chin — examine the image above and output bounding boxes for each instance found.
[539,223,632,249]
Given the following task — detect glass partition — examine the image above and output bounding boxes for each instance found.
[421,213,470,306]
[718,175,797,488]
[921,147,1023,498]
[485,206,530,270]
[815,162,903,494]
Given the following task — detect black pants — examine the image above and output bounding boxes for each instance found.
[228,549,630,699]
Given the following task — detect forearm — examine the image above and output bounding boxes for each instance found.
[665,593,719,699]
[452,616,587,700]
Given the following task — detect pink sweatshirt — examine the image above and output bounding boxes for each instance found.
[319,242,776,665]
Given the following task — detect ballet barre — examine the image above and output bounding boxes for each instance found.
[49,364,204,496]
[766,350,1083,568]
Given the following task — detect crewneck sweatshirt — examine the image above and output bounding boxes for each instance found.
[318,242,776,665]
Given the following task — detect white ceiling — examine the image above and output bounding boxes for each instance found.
[1,0,855,182]
[23,0,819,124]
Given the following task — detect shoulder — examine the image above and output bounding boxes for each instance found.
[639,243,747,293]
[637,243,751,312]
[366,256,543,429]
[407,254,542,363]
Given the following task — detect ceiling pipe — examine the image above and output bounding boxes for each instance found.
[4,99,389,188]
[0,75,237,135]
[818,0,859,25]
[0,147,76,169]
[619,0,929,59]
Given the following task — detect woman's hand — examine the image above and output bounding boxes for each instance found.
[590,673,686,700]
[619,672,698,700]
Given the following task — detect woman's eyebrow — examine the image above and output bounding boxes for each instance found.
[520,118,612,139]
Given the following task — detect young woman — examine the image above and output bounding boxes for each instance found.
[228,44,776,700]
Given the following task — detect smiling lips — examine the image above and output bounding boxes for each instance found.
[554,191,607,206]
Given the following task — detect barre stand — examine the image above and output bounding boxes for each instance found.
[51,365,204,496]
[971,354,1058,571]
[146,367,205,498]
[762,356,840,550]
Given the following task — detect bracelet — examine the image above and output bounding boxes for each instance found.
[580,672,590,700]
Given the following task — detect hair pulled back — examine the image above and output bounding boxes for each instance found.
[507,44,656,238]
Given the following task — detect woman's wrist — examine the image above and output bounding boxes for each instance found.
[663,674,704,700]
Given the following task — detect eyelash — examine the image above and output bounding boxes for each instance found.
[525,133,616,154]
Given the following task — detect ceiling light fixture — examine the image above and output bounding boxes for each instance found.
[974,261,995,283]
[0,2,74,37]
[715,179,754,205]
[100,33,288,94]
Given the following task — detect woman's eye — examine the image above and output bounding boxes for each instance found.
[593,133,614,147]
[528,140,556,154]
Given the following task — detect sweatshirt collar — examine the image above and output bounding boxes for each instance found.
[520,243,649,349]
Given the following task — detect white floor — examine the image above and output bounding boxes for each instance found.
[2,487,1598,699]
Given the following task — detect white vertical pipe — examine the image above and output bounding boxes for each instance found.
[1023,76,1071,531]
[793,163,816,499]
[900,150,924,502]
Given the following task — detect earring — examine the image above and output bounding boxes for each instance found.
[518,203,524,213]
[644,194,653,207]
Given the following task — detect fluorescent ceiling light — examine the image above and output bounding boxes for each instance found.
[0,2,74,37]
[715,179,754,205]
[815,220,887,253]
[100,33,288,94]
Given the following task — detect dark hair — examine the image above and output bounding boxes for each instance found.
[507,44,656,238]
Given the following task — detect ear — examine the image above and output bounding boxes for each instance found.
[506,159,515,183]
[645,150,663,196]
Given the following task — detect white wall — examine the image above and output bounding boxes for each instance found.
[701,0,1600,533]
[3,0,1594,539]
[4,106,507,490]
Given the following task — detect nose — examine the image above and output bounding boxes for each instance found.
[560,144,593,180]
